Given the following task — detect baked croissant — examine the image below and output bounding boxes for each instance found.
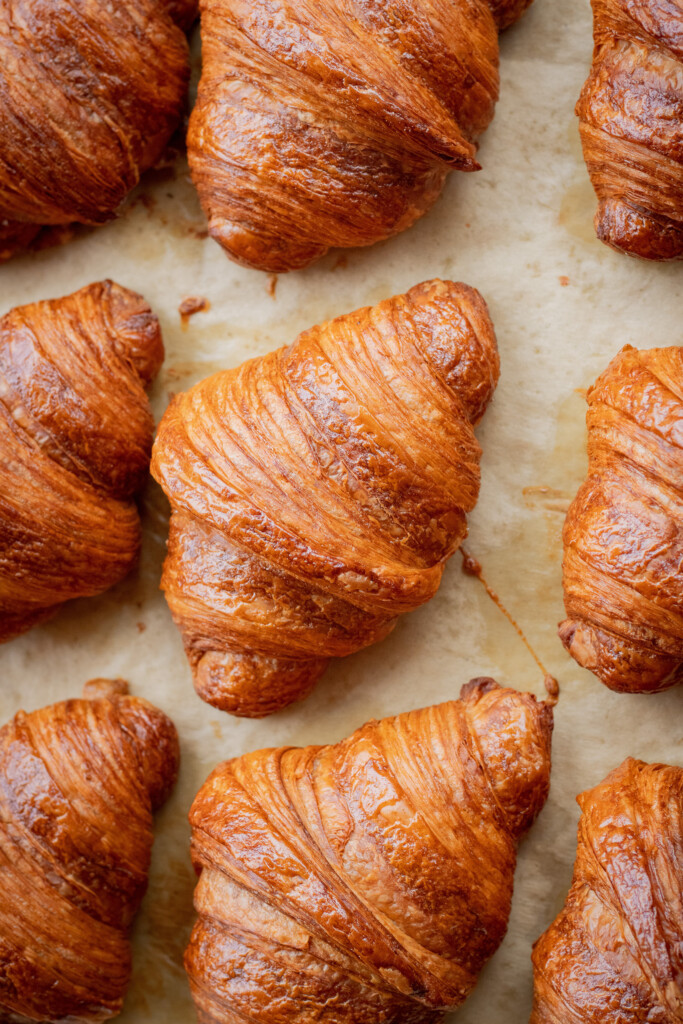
[0,0,196,261]
[186,677,553,1024]
[0,280,164,642]
[151,279,499,717]
[576,0,683,261]
[187,0,533,272]
[0,677,179,1023]
[531,757,683,1023]
[559,344,683,693]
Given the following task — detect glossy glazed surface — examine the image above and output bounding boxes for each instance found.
[0,0,196,260]
[187,678,553,1023]
[560,344,683,693]
[531,757,683,1021]
[188,0,532,272]
[0,281,164,641]
[0,678,179,1023]
[577,0,683,261]
[151,280,499,716]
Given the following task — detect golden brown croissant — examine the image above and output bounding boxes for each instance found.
[0,281,164,642]
[576,0,683,261]
[187,0,533,272]
[0,0,196,260]
[559,344,683,693]
[0,677,179,1023]
[531,757,683,1023]
[151,279,499,717]
[186,677,553,1024]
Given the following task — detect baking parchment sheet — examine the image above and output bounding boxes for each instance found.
[1,0,681,1019]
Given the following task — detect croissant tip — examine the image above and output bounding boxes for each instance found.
[192,650,328,718]
[558,618,579,654]
[594,199,683,263]
[460,676,558,711]
[560,611,683,694]
[82,677,130,700]
[460,676,501,701]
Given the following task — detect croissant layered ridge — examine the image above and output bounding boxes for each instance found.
[187,0,533,272]
[560,344,683,693]
[0,0,196,260]
[0,678,180,1023]
[576,0,683,261]
[186,678,554,1024]
[151,280,500,717]
[531,758,683,1023]
[0,280,164,642]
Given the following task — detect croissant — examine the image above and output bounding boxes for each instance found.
[576,0,683,261]
[187,0,533,272]
[186,677,553,1023]
[151,279,499,717]
[531,757,683,1022]
[0,677,179,1023]
[0,0,196,261]
[559,344,683,693]
[0,280,164,642]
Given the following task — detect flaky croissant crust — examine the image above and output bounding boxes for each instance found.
[151,279,499,717]
[186,678,553,1024]
[560,344,683,693]
[531,757,683,1023]
[0,0,196,260]
[0,280,164,642]
[576,0,683,261]
[188,0,533,272]
[0,678,179,1024]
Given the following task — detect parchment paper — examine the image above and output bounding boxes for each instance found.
[1,0,681,1019]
